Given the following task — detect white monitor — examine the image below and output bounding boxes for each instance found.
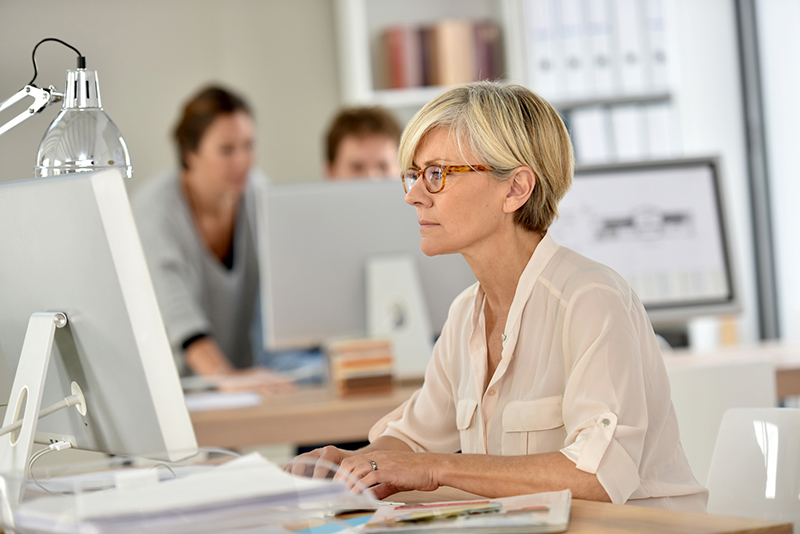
[548,157,740,326]
[258,180,476,351]
[0,170,198,472]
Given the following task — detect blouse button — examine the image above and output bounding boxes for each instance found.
[487,390,496,397]
[601,418,611,427]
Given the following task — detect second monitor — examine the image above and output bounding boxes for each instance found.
[257,179,476,357]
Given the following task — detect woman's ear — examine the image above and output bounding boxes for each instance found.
[503,167,536,214]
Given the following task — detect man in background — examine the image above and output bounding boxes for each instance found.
[324,106,402,180]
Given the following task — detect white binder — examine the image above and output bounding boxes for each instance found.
[611,0,647,94]
[584,0,616,96]
[525,0,564,99]
[610,104,647,160]
[570,106,613,164]
[560,0,592,98]
[643,0,671,90]
[644,101,680,158]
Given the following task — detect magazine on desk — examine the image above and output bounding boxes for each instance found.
[364,489,571,534]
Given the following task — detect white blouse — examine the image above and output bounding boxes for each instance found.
[369,233,708,512]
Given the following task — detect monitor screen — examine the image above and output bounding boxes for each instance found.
[548,157,739,325]
[257,179,476,351]
[0,170,198,461]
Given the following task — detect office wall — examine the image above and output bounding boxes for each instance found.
[756,0,800,341]
[669,0,757,344]
[0,1,341,190]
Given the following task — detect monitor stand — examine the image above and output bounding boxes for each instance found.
[367,255,433,380]
[0,312,85,507]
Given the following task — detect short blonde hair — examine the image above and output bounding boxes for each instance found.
[399,81,574,234]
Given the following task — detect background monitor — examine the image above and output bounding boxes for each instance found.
[548,156,740,326]
[0,170,198,461]
[258,179,476,351]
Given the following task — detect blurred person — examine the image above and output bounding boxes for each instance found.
[287,81,707,512]
[133,85,319,392]
[324,106,402,180]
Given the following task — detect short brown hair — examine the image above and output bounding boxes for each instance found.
[399,82,574,234]
[325,106,402,164]
[173,86,253,169]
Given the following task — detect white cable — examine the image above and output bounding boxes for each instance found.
[29,440,72,494]
[0,391,84,438]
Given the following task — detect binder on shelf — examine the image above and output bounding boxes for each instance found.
[611,0,647,94]
[644,101,680,158]
[383,26,423,89]
[559,0,592,99]
[585,0,616,96]
[433,20,475,86]
[524,0,564,99]
[570,106,613,164]
[610,104,647,161]
[643,0,670,90]
[473,20,503,81]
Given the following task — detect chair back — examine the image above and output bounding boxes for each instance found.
[706,408,800,532]
[667,358,776,484]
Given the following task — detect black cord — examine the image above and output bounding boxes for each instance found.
[28,38,85,87]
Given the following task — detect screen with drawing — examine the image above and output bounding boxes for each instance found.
[548,157,739,325]
[0,169,197,461]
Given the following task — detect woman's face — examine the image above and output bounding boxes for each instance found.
[404,128,509,258]
[185,110,255,198]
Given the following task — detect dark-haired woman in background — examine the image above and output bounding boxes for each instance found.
[133,86,319,390]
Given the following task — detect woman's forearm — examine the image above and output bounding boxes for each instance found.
[436,451,611,502]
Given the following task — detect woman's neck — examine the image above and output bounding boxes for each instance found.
[465,227,543,315]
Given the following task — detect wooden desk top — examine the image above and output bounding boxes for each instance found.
[388,487,793,534]
[190,384,419,448]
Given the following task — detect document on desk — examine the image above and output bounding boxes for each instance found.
[12,453,376,533]
[364,489,571,534]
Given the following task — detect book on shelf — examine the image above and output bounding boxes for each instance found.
[364,489,571,534]
[382,20,503,90]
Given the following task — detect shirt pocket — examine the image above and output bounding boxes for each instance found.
[501,395,567,455]
[456,398,479,453]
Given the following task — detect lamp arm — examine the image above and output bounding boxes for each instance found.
[0,85,63,138]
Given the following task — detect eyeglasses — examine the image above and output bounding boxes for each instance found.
[402,164,493,194]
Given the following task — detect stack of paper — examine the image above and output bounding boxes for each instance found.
[11,453,376,533]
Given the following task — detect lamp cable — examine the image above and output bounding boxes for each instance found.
[28,38,85,88]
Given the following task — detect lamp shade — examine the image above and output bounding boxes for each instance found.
[34,69,132,178]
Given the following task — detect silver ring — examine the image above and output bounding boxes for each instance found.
[370,460,378,471]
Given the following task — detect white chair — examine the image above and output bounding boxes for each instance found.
[666,358,777,485]
[706,408,800,533]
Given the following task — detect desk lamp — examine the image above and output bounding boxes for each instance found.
[0,38,132,179]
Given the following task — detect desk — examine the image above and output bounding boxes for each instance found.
[388,487,794,534]
[190,384,420,449]
[665,341,800,399]
[191,342,800,449]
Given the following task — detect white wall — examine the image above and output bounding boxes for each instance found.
[756,0,800,341]
[669,0,758,343]
[0,1,341,191]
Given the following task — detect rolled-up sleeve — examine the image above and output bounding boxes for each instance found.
[558,282,648,504]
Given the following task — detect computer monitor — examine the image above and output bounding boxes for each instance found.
[548,157,740,326]
[258,179,476,352]
[0,170,198,477]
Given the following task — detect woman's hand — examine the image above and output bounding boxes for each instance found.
[285,445,358,479]
[334,451,443,500]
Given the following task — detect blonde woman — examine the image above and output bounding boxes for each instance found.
[287,82,707,512]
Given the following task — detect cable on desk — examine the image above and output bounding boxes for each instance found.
[29,440,72,494]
